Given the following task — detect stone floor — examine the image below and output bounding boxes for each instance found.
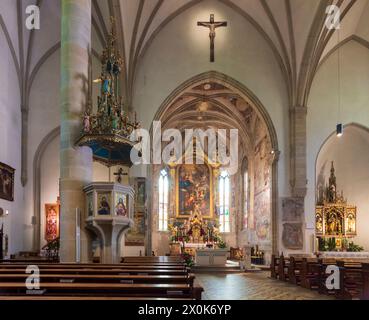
[195,271,334,300]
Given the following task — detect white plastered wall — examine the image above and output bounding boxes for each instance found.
[0,10,23,255]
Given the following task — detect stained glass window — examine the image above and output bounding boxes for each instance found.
[158,169,169,231]
[243,169,249,229]
[219,170,230,233]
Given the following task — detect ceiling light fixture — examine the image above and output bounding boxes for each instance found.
[336,27,343,137]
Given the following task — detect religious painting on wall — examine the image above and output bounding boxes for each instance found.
[125,178,146,246]
[125,212,145,246]
[135,178,146,212]
[0,163,15,202]
[282,223,303,250]
[97,193,111,215]
[282,198,304,222]
[254,191,271,241]
[115,193,127,217]
[253,130,273,242]
[45,203,60,242]
[176,164,212,218]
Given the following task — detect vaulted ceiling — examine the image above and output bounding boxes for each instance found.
[91,0,369,107]
[1,0,369,111]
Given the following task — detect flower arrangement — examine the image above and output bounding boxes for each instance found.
[181,252,194,267]
[217,239,227,249]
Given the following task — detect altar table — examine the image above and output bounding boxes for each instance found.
[319,251,369,259]
[195,249,229,266]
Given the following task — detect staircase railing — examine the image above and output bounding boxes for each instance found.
[41,237,60,261]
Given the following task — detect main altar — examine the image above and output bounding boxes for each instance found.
[167,151,229,266]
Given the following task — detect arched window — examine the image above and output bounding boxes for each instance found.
[219,170,230,233]
[158,169,169,231]
[242,160,249,229]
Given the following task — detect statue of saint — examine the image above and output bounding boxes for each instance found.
[83,113,90,133]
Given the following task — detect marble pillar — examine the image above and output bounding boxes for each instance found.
[60,0,92,262]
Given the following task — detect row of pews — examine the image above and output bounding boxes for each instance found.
[0,256,204,300]
[271,254,369,300]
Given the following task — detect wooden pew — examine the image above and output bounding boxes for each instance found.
[300,258,322,289]
[288,256,303,285]
[270,255,369,300]
[335,260,363,300]
[316,258,339,295]
[0,257,203,300]
[0,268,188,276]
[278,254,289,281]
[0,274,195,286]
[0,282,203,299]
[362,263,369,300]
[270,255,279,279]
[0,296,191,300]
[0,262,186,268]
[0,259,57,264]
[0,263,188,271]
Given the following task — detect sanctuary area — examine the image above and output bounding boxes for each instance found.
[1,0,369,300]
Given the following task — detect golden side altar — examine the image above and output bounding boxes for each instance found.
[315,162,357,251]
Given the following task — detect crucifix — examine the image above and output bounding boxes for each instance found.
[113,167,127,184]
[197,14,227,62]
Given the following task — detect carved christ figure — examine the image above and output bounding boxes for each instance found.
[198,14,227,62]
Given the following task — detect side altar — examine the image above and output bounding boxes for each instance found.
[315,162,359,252]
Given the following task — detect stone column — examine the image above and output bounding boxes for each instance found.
[290,105,307,197]
[60,0,92,262]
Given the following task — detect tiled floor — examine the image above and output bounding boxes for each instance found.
[195,271,333,300]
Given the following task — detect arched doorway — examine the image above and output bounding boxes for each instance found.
[148,71,279,263]
[316,123,369,250]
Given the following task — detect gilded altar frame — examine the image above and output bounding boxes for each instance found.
[175,160,216,219]
[315,203,357,237]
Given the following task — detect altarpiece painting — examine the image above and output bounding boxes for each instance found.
[176,164,213,218]
[45,203,60,242]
